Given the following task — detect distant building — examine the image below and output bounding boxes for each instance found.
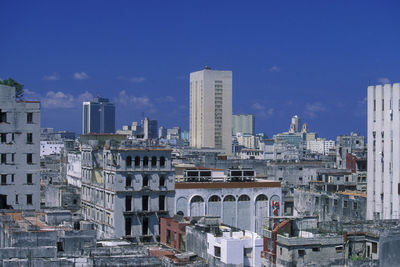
[306,138,335,155]
[167,127,181,140]
[289,115,301,133]
[367,83,400,220]
[190,67,232,154]
[336,132,365,169]
[0,84,40,210]
[82,97,115,134]
[143,117,158,140]
[158,126,167,139]
[40,140,64,156]
[232,114,255,135]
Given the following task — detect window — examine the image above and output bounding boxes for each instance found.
[1,154,6,164]
[142,195,149,211]
[214,246,221,258]
[0,110,7,123]
[143,156,149,167]
[244,247,253,257]
[57,241,64,252]
[312,247,320,252]
[166,229,171,244]
[126,156,132,167]
[15,194,18,204]
[142,217,149,235]
[1,175,6,185]
[126,176,131,187]
[298,250,305,257]
[336,246,343,253]
[280,247,282,255]
[160,175,165,187]
[125,217,131,236]
[135,156,140,166]
[27,174,32,184]
[143,175,149,187]
[1,133,6,143]
[27,133,33,144]
[372,242,377,253]
[125,196,132,211]
[27,154,33,164]
[26,194,32,205]
[160,156,165,167]
[159,195,165,211]
[343,200,348,208]
[11,174,14,183]
[151,156,157,167]
[353,202,358,210]
[27,112,33,123]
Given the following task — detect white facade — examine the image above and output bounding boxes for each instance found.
[190,68,232,154]
[40,140,64,156]
[367,83,400,220]
[232,114,255,135]
[207,228,263,267]
[237,133,258,149]
[66,152,82,188]
[0,85,40,210]
[307,138,335,155]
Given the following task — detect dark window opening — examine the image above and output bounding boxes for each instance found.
[142,217,149,235]
[372,242,377,253]
[1,133,6,143]
[125,196,132,211]
[298,250,305,257]
[0,110,7,123]
[143,156,149,167]
[142,195,149,211]
[27,174,32,184]
[57,241,64,252]
[27,112,33,124]
[27,154,33,164]
[160,156,165,167]
[126,176,131,187]
[1,175,6,185]
[312,247,320,252]
[15,194,18,204]
[126,156,132,167]
[160,175,165,186]
[1,154,6,164]
[135,156,140,166]
[159,195,165,211]
[151,156,157,167]
[125,217,131,236]
[166,229,171,244]
[214,246,221,257]
[27,194,32,205]
[143,175,149,187]
[27,133,32,144]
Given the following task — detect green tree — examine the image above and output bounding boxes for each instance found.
[0,78,24,100]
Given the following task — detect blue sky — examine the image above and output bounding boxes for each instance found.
[1,1,400,139]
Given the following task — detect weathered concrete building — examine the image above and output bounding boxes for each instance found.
[81,141,175,241]
[0,84,40,210]
[336,132,365,169]
[175,169,281,234]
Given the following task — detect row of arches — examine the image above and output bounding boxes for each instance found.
[176,194,270,233]
[126,156,166,168]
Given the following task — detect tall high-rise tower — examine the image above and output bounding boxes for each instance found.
[82,97,115,134]
[367,83,400,220]
[190,67,232,154]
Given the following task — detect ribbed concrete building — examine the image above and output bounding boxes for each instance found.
[367,83,400,220]
[232,114,255,135]
[190,67,232,155]
[0,85,40,210]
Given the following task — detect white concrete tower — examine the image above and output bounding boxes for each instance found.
[367,83,400,220]
[190,67,232,154]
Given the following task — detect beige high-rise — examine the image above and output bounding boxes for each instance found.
[190,68,232,154]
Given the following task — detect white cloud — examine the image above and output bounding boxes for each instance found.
[377,77,390,84]
[73,72,89,80]
[269,66,281,72]
[117,76,146,83]
[304,102,326,118]
[23,89,94,109]
[251,102,274,118]
[42,73,60,81]
[115,90,155,113]
[354,97,367,117]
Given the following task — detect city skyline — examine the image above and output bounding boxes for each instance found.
[2,1,400,139]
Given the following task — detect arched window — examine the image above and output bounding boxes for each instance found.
[126,176,131,187]
[256,194,268,201]
[143,175,149,187]
[191,195,204,203]
[126,156,132,167]
[238,195,250,201]
[209,195,221,202]
[159,175,165,186]
[134,156,140,167]
[223,195,236,202]
[143,156,149,167]
[151,156,157,167]
[160,156,166,167]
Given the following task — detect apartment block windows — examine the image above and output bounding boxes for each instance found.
[27,153,33,164]
[126,176,131,187]
[1,175,6,185]
[26,194,32,205]
[143,175,149,187]
[142,195,149,211]
[27,133,33,144]
[0,110,6,123]
[1,133,6,143]
[27,112,33,123]
[1,154,6,164]
[159,195,165,211]
[125,196,132,211]
[27,174,32,184]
